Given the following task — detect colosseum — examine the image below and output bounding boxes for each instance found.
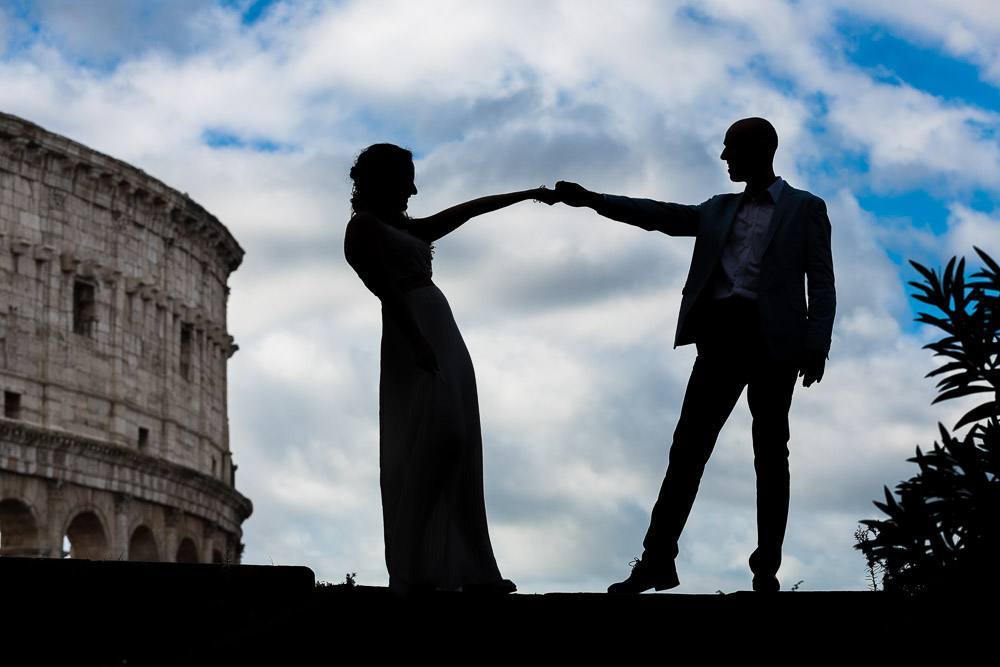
[0,111,251,563]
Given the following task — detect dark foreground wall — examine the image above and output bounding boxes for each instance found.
[0,557,986,665]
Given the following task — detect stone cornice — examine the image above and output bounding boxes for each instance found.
[0,111,244,274]
[0,420,252,535]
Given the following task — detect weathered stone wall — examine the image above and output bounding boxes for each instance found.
[0,111,251,561]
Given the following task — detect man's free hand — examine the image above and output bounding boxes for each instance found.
[799,348,826,387]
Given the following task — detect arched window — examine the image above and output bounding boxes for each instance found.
[63,511,108,559]
[128,525,159,562]
[0,499,40,557]
[176,537,199,563]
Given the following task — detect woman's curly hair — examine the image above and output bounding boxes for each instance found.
[349,143,413,214]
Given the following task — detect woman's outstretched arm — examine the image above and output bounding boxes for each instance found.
[408,187,556,243]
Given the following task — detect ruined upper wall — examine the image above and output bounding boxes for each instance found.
[0,111,244,482]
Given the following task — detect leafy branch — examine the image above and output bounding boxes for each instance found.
[856,248,1000,593]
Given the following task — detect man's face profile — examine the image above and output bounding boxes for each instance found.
[720,118,776,184]
[721,126,755,183]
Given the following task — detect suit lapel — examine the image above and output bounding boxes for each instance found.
[762,183,795,251]
[714,194,743,248]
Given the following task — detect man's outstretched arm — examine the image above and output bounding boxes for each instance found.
[554,181,700,237]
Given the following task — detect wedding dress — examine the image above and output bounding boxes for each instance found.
[376,222,504,596]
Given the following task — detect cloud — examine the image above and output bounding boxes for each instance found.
[825,78,1000,192]
[945,204,1000,259]
[1,0,997,593]
[836,0,1000,87]
[8,0,235,65]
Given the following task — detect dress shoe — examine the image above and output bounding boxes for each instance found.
[752,575,779,592]
[607,557,679,594]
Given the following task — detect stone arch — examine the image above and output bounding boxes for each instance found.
[212,548,224,564]
[0,498,41,557]
[63,509,109,560]
[175,536,199,563]
[128,525,159,562]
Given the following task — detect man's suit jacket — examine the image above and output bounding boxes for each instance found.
[601,183,835,361]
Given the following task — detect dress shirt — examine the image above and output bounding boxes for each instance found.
[711,177,785,301]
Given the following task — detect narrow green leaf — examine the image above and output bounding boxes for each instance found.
[954,400,1000,430]
[932,385,993,403]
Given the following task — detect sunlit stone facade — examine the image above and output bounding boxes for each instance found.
[0,111,251,562]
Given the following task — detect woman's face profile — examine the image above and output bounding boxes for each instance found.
[380,160,417,213]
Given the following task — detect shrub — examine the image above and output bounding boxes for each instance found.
[856,248,1000,592]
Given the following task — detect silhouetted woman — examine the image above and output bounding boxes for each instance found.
[345,143,552,596]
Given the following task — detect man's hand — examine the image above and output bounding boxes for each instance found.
[799,348,827,387]
[555,181,603,209]
[532,186,559,205]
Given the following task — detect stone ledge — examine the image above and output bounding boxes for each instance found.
[0,555,313,599]
[0,419,252,531]
[1,558,989,664]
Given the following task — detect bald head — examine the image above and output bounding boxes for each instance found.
[720,117,778,189]
[727,117,778,155]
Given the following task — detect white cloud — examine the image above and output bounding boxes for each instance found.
[945,204,1000,259]
[1,0,996,593]
[824,79,1000,191]
[837,0,1000,87]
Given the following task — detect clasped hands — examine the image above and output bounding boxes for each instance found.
[533,181,601,208]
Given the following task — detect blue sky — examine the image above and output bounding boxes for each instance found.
[841,23,997,221]
[0,0,997,593]
[844,21,1000,111]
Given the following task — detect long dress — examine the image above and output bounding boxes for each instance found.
[375,221,504,596]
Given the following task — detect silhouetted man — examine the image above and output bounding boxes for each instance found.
[555,117,835,592]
